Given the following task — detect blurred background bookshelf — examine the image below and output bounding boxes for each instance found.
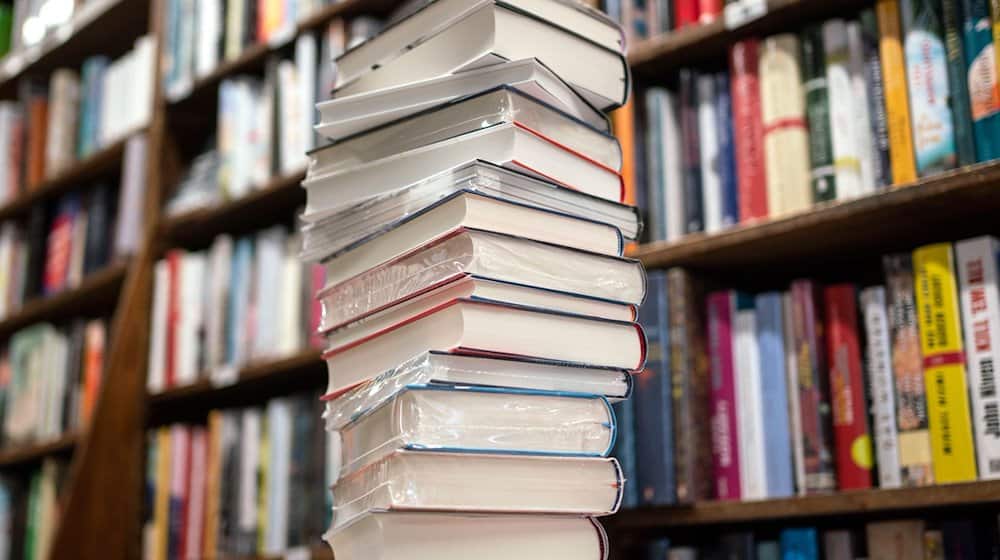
[0,0,999,558]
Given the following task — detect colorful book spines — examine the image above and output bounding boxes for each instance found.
[730,39,768,222]
[961,0,1000,161]
[876,0,919,185]
[913,243,978,482]
[707,290,741,500]
[824,284,874,490]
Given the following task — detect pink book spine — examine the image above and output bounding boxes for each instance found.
[707,291,742,500]
[309,264,326,349]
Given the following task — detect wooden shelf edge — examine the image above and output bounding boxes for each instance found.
[0,432,78,468]
[607,480,1000,530]
[0,134,134,221]
[632,160,1000,270]
[0,263,129,339]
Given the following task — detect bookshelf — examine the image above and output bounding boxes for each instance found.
[0,433,77,470]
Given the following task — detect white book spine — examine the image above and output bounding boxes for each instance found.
[956,236,1000,480]
[662,91,685,242]
[860,286,902,489]
[196,0,221,77]
[148,260,169,393]
[179,253,206,384]
[295,34,317,154]
[238,410,260,536]
[265,400,291,554]
[846,21,875,195]
[278,60,304,175]
[782,292,807,495]
[734,304,766,499]
[697,74,722,233]
[822,19,864,200]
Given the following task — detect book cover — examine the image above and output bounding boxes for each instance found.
[634,270,676,505]
[790,280,837,493]
[847,21,878,194]
[80,320,105,426]
[43,195,78,295]
[669,269,713,503]
[697,73,722,233]
[901,0,959,175]
[611,399,639,508]
[679,70,703,233]
[801,25,838,202]
[913,243,978,482]
[860,286,903,489]
[942,0,979,165]
[730,39,768,221]
[961,0,1000,161]
[715,72,739,228]
[83,183,112,275]
[707,290,741,500]
[25,91,48,189]
[876,0,920,184]
[644,88,668,242]
[861,9,894,189]
[756,292,795,498]
[824,284,874,490]
[824,20,865,199]
[759,34,812,216]
[733,293,765,500]
[612,99,638,210]
[883,254,936,486]
[867,520,926,558]
[675,0,699,27]
[955,236,1000,479]
[780,528,819,559]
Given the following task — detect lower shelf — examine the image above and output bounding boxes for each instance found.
[607,480,1000,530]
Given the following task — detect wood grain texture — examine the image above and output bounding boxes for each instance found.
[0,433,77,469]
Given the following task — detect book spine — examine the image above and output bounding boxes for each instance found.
[730,39,768,221]
[707,291,741,499]
[715,72,739,228]
[756,292,795,498]
[876,0,920,185]
[612,99,638,208]
[679,70,703,234]
[791,280,838,493]
[734,293,765,499]
[644,89,667,242]
[823,20,865,199]
[942,0,979,165]
[697,74,722,233]
[955,237,1000,479]
[634,271,676,505]
[860,286,903,489]
[901,0,959,175]
[824,284,874,490]
[913,243,978,482]
[883,254,936,486]
[782,291,808,495]
[759,34,812,217]
[669,269,713,503]
[801,25,838,202]
[961,0,1000,161]
[699,0,721,23]
[675,0,699,28]
[861,9,894,190]
[611,399,639,508]
[847,22,878,195]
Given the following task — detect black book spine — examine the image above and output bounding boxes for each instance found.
[679,69,703,234]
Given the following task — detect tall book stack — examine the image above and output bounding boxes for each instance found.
[298,1,641,559]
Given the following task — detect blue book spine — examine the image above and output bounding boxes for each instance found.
[960,0,1000,161]
[611,399,639,508]
[634,270,676,505]
[756,292,795,498]
[646,538,670,560]
[227,238,253,365]
[780,528,819,560]
[715,71,739,228]
[78,57,108,158]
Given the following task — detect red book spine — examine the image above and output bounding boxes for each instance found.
[823,284,874,490]
[729,39,769,222]
[675,0,700,28]
[309,264,325,349]
[698,0,722,23]
[165,250,183,389]
[707,291,741,500]
[43,208,73,294]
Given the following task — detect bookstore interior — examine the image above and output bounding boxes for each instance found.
[3,0,1000,558]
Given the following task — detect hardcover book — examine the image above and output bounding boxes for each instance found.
[860,286,903,488]
[860,10,893,190]
[756,292,795,498]
[941,0,978,165]
[960,0,1000,161]
[730,39,768,221]
[823,20,865,199]
[707,290,741,500]
[801,25,837,202]
[876,0,919,184]
[679,70,703,234]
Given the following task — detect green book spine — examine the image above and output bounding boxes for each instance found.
[942,0,979,164]
[801,25,837,202]
[0,6,11,57]
[23,472,39,560]
[961,0,1000,161]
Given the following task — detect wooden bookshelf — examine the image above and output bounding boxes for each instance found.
[607,481,1000,529]
[0,433,78,469]
[0,133,134,221]
[0,262,128,339]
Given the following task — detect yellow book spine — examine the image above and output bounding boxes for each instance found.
[876,0,919,186]
[202,412,222,559]
[993,0,1000,87]
[257,417,269,553]
[913,243,978,483]
[153,428,172,560]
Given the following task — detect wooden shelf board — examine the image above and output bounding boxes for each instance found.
[607,480,1000,530]
[0,433,78,469]
[147,349,324,424]
[0,263,128,339]
[633,160,1000,272]
[159,170,306,248]
[0,134,131,221]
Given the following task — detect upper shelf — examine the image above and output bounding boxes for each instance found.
[0,0,149,98]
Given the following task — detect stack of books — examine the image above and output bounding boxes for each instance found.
[299,1,643,558]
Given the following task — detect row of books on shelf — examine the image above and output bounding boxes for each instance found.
[0,459,69,560]
[0,35,153,205]
[142,391,331,559]
[618,236,1000,508]
[165,19,381,216]
[636,515,1000,559]
[145,227,324,393]
[606,0,721,43]
[0,319,106,448]
[161,0,382,100]
[0,135,147,320]
[626,0,1000,242]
